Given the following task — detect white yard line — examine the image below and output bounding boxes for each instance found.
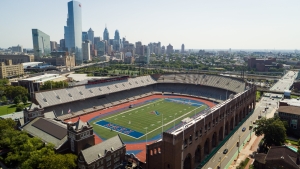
[145,105,204,136]
[101,99,164,121]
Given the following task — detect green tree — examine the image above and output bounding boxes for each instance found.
[254,116,287,147]
[13,95,21,105]
[22,95,28,104]
[0,79,9,86]
[1,95,8,104]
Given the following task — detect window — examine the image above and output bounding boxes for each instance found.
[114,157,120,163]
[106,161,111,167]
[184,139,188,148]
[71,140,74,152]
[106,156,111,161]
[80,131,90,139]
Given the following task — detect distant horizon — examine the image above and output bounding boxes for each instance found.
[0,0,299,49]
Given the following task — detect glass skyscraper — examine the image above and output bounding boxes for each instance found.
[64,0,83,65]
[32,29,51,60]
[103,27,109,41]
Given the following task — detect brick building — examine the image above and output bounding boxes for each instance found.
[146,86,256,169]
[247,57,279,72]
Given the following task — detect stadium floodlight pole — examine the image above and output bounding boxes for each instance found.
[162,114,163,133]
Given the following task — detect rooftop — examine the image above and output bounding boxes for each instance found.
[278,106,300,115]
[280,99,300,107]
[81,134,124,164]
[22,73,61,82]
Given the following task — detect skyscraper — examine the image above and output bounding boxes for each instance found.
[82,32,88,41]
[60,39,65,51]
[32,29,51,60]
[88,28,94,44]
[114,30,120,40]
[82,40,91,61]
[181,44,185,53]
[64,0,83,65]
[103,27,109,41]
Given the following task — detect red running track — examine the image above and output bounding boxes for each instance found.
[66,94,215,162]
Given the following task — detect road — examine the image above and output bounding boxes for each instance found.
[269,70,298,92]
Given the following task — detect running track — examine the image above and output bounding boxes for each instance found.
[66,94,215,162]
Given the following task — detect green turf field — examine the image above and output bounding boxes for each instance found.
[90,98,208,142]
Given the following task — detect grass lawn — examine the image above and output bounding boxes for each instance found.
[0,103,31,116]
[285,138,299,146]
[90,98,208,142]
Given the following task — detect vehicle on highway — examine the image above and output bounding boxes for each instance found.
[242,127,246,132]
[223,149,228,154]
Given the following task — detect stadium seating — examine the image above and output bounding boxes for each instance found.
[36,74,245,117]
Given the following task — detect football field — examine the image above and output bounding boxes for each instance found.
[91,98,208,142]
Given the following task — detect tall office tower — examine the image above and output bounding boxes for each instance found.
[32,29,51,60]
[161,45,166,54]
[135,41,143,55]
[82,40,91,61]
[166,44,173,55]
[94,37,101,45]
[88,28,94,44]
[82,32,88,41]
[96,41,106,56]
[64,0,83,65]
[50,41,58,51]
[146,46,150,64]
[103,27,109,41]
[181,44,185,53]
[114,30,120,40]
[60,39,65,51]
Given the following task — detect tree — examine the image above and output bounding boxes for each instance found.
[22,95,28,104]
[254,116,287,147]
[13,95,21,105]
[1,95,7,104]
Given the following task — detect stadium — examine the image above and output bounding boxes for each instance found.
[32,73,256,169]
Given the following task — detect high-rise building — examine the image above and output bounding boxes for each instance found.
[60,39,65,51]
[166,44,174,55]
[93,37,101,45]
[32,29,51,60]
[114,30,120,41]
[50,41,58,51]
[82,32,88,41]
[103,27,109,41]
[64,0,83,65]
[82,40,91,61]
[181,44,185,53]
[88,28,94,44]
[96,41,106,56]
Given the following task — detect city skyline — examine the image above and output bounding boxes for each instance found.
[0,0,300,49]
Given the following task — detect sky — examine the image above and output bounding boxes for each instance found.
[0,0,300,50]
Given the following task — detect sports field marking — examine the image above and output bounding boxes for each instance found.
[102,99,164,121]
[144,105,205,136]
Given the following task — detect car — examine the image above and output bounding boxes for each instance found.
[242,127,246,132]
[223,148,228,154]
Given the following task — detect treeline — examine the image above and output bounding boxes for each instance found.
[40,81,69,90]
[0,118,77,169]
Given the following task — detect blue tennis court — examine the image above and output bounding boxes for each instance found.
[95,120,144,139]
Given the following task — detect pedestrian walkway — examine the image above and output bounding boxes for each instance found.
[228,107,277,169]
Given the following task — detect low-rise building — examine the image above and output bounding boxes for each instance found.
[78,135,126,169]
[0,54,34,64]
[278,106,300,137]
[0,59,24,78]
[254,146,300,169]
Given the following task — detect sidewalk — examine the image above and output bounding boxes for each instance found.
[228,107,277,169]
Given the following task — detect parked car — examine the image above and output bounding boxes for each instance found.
[223,148,228,154]
[242,127,246,132]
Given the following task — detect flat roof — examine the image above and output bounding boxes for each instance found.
[23,74,61,82]
[280,99,300,107]
[67,73,106,82]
